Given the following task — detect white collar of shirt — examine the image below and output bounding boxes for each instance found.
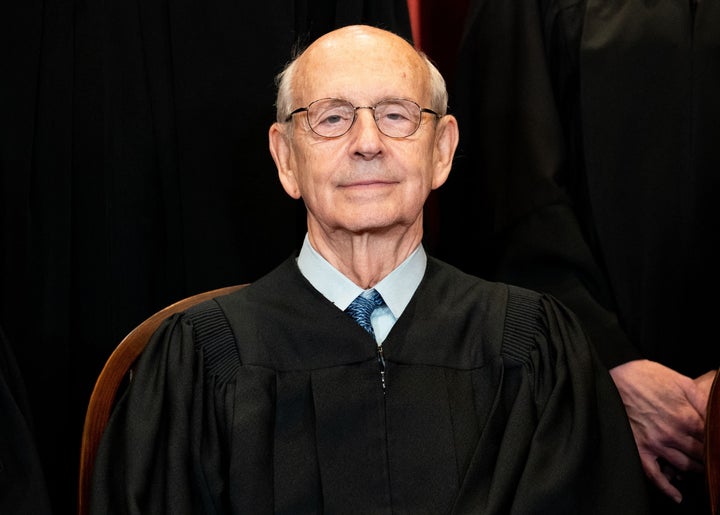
[296,233,426,320]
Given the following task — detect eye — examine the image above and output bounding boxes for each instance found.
[318,111,351,126]
[378,100,416,120]
[310,102,354,130]
[381,106,412,122]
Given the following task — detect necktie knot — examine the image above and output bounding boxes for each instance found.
[345,289,385,335]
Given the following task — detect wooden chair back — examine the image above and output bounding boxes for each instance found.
[77,284,247,515]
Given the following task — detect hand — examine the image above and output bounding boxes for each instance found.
[609,360,711,503]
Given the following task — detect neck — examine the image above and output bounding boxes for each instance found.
[308,225,422,289]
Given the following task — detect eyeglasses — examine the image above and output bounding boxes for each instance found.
[285,98,441,138]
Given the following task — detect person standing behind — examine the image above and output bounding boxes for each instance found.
[434,1,720,513]
[90,24,650,514]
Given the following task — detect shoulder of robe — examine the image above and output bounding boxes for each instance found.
[185,299,240,383]
[501,284,545,366]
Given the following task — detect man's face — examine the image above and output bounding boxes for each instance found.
[271,27,453,239]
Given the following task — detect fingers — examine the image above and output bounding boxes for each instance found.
[641,453,682,503]
[613,360,710,503]
[659,443,704,474]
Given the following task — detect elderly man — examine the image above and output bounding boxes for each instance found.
[90,25,650,514]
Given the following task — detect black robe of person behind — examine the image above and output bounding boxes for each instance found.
[91,256,650,514]
[433,2,719,512]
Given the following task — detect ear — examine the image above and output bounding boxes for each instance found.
[430,114,459,190]
[269,123,301,199]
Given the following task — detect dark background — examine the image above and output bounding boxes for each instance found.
[4,1,719,514]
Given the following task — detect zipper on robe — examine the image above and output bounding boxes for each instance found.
[377,344,387,394]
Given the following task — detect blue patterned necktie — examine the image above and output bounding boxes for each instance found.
[345,289,385,335]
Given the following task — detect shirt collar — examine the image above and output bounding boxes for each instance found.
[296,233,426,319]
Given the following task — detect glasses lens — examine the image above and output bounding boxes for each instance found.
[307,99,355,138]
[375,99,421,138]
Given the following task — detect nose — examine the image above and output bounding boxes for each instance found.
[350,108,383,159]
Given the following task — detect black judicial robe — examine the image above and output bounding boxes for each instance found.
[91,256,649,514]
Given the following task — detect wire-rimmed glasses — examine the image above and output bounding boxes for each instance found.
[285,98,441,138]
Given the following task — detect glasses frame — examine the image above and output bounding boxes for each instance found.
[284,97,441,139]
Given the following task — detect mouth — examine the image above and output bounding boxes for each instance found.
[341,178,396,188]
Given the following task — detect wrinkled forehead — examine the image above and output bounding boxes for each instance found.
[293,28,429,106]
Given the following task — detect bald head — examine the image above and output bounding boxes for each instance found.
[274,25,448,123]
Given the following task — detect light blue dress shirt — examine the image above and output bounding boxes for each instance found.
[296,234,427,345]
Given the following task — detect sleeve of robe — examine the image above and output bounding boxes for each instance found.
[90,313,213,514]
[456,291,650,514]
[90,307,277,515]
